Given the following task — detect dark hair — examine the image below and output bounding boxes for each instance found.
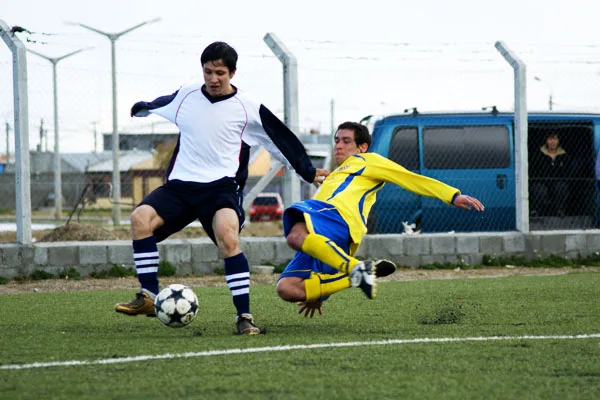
[337,121,371,149]
[201,41,238,72]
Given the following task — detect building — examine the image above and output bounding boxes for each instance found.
[102,132,178,151]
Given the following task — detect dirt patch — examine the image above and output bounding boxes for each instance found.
[0,221,284,243]
[38,223,116,242]
[1,266,596,295]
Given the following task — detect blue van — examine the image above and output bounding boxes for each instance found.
[365,111,600,233]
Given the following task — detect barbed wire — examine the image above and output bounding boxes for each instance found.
[9,29,600,60]
[3,28,600,151]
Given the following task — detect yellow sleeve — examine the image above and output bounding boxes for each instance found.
[362,153,459,205]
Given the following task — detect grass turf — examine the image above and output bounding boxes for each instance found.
[0,270,599,399]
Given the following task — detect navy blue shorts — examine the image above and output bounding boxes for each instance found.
[138,178,245,244]
[280,199,351,280]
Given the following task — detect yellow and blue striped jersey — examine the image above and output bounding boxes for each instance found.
[313,152,459,244]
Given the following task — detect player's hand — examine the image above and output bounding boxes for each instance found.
[452,194,485,211]
[298,300,323,318]
[130,102,150,117]
[313,168,329,184]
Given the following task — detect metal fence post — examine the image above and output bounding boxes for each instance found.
[0,20,32,244]
[263,32,301,207]
[495,41,529,233]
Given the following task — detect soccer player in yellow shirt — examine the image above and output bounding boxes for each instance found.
[276,121,485,317]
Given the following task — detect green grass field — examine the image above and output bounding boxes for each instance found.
[1,270,599,399]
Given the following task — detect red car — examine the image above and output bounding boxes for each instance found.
[249,193,284,221]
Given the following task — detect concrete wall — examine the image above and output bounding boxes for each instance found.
[1,230,600,279]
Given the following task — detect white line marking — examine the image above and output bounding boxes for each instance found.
[2,333,599,371]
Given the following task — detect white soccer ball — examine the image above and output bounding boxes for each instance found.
[154,284,199,328]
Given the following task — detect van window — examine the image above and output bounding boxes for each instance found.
[388,127,419,170]
[423,126,510,169]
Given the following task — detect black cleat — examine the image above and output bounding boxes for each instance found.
[374,260,397,278]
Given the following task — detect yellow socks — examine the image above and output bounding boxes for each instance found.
[300,233,360,274]
[304,272,351,302]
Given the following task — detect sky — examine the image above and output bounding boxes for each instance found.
[1,0,600,153]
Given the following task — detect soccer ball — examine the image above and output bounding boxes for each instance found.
[154,284,199,328]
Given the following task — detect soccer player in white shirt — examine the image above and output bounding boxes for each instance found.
[115,42,328,335]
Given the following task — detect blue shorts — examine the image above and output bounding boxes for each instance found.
[139,178,244,244]
[280,200,351,280]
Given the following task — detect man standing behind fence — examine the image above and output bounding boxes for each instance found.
[114,41,328,335]
[530,133,571,217]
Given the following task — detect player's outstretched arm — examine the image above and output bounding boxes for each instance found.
[452,194,485,211]
[130,91,179,118]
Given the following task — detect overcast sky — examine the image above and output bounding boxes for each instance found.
[1,0,600,153]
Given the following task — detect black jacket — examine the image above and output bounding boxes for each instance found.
[530,145,571,180]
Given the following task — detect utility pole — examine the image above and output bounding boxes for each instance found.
[92,121,98,153]
[330,99,335,135]
[28,47,89,219]
[69,18,161,226]
[5,122,9,161]
[44,120,48,152]
[38,118,45,152]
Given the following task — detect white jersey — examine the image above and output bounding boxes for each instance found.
[131,84,315,186]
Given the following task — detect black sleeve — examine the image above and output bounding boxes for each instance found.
[258,105,316,183]
[165,135,180,181]
[131,91,179,117]
[234,141,251,190]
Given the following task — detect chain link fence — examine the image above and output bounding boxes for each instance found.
[367,115,598,234]
[2,34,600,239]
